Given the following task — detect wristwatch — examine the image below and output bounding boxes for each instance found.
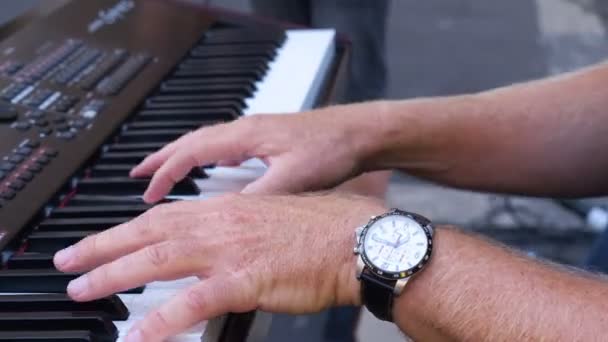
[354,208,434,321]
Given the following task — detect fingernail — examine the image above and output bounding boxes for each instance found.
[67,274,89,299]
[126,329,144,342]
[54,246,75,268]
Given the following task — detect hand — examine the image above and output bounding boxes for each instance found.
[53,193,385,341]
[130,103,387,203]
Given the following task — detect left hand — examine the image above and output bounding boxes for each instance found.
[53,193,385,342]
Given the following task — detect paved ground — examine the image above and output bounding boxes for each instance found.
[1,1,607,341]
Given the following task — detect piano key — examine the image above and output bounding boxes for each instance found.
[143,100,244,112]
[203,28,286,46]
[0,270,143,294]
[92,163,208,179]
[190,44,277,59]
[0,294,129,321]
[0,330,99,342]
[172,68,263,81]
[107,142,166,152]
[50,205,152,219]
[147,91,248,103]
[7,253,55,269]
[135,108,239,122]
[38,217,130,232]
[125,120,219,131]
[65,195,164,207]
[0,312,117,341]
[27,230,95,253]
[160,81,255,97]
[179,58,268,72]
[98,151,151,165]
[76,177,199,196]
[117,128,191,143]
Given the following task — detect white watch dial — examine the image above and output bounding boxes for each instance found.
[362,214,429,273]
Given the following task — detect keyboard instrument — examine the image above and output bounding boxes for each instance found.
[0,0,349,341]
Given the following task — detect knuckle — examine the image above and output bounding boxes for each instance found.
[144,243,170,268]
[184,287,208,314]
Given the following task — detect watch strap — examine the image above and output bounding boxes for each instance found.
[360,268,396,322]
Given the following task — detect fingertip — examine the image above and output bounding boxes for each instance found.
[53,246,76,271]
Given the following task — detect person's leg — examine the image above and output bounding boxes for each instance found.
[250,0,311,26]
[311,0,390,103]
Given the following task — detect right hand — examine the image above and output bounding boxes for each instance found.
[131,104,381,203]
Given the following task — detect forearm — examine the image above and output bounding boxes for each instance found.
[358,62,608,196]
[393,227,608,341]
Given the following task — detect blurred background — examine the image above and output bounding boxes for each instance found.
[2,0,608,340]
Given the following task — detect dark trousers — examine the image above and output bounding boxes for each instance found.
[251,0,390,103]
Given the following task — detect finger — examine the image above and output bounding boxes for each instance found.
[130,133,192,178]
[53,213,163,273]
[127,275,254,342]
[143,138,249,203]
[66,240,202,301]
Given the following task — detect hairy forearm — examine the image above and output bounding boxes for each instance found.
[359,62,608,196]
[393,227,608,341]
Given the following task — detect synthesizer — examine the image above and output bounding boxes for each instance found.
[0,0,348,341]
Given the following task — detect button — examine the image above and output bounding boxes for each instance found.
[6,180,25,191]
[16,171,34,182]
[0,162,15,172]
[34,155,50,165]
[12,121,30,131]
[52,116,66,124]
[38,127,52,137]
[24,140,40,148]
[70,119,88,129]
[7,155,24,163]
[14,147,32,156]
[43,148,58,157]
[0,190,15,200]
[56,131,75,140]
[26,111,45,119]
[55,124,69,132]
[33,119,49,127]
[27,163,42,173]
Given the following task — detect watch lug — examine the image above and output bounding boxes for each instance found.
[393,278,409,296]
[356,257,365,279]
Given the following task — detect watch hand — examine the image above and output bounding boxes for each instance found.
[371,234,395,246]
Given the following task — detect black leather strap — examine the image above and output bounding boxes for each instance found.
[360,268,396,322]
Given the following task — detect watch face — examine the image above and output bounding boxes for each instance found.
[362,214,430,276]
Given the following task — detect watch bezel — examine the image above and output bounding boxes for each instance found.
[357,209,433,280]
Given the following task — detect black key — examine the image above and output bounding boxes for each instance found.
[99,151,150,164]
[148,92,247,104]
[92,163,207,179]
[126,119,219,131]
[117,129,189,143]
[107,142,166,152]
[77,177,199,196]
[190,44,277,59]
[160,82,254,97]
[0,330,99,342]
[204,29,285,46]
[90,164,135,177]
[37,217,130,232]
[50,205,151,219]
[136,108,239,122]
[0,294,129,321]
[0,269,143,294]
[143,100,244,112]
[65,195,169,207]
[172,68,263,81]
[177,63,267,76]
[7,253,55,269]
[0,312,117,341]
[27,230,95,253]
[179,59,267,72]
